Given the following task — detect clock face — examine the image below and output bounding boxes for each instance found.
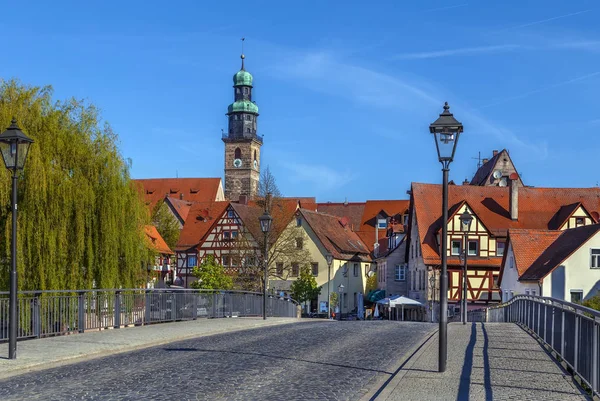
[233,158,242,168]
[253,159,258,170]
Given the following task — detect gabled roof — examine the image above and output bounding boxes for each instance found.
[500,229,562,284]
[134,178,223,210]
[176,201,230,250]
[165,197,194,224]
[412,182,600,266]
[470,149,523,187]
[356,200,410,253]
[145,225,174,255]
[520,224,600,281]
[316,202,365,230]
[547,202,596,230]
[233,198,303,245]
[299,209,370,261]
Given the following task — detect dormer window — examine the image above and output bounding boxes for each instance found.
[377,218,387,229]
[576,217,585,226]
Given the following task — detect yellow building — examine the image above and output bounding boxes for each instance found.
[270,208,371,315]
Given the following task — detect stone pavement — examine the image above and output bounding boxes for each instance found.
[375,322,590,401]
[0,317,302,379]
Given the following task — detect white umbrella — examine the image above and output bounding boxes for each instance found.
[374,305,379,318]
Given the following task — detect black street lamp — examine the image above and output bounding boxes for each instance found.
[459,210,473,325]
[0,119,34,360]
[259,209,272,320]
[429,274,436,323]
[429,102,463,373]
[337,283,344,321]
[326,253,333,319]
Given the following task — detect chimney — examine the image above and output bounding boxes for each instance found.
[462,178,469,185]
[492,150,498,157]
[509,173,519,220]
[482,158,489,164]
[179,193,184,200]
[238,195,248,205]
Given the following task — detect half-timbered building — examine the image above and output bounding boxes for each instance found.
[408,176,600,321]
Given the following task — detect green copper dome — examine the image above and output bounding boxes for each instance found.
[233,70,253,87]
[227,100,259,114]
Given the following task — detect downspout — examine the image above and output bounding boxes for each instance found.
[538,278,543,297]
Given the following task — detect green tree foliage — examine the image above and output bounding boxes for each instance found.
[151,201,180,250]
[0,79,152,291]
[365,272,377,294]
[190,255,233,290]
[582,294,600,311]
[290,266,321,304]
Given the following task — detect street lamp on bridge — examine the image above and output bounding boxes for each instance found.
[326,253,333,319]
[259,201,272,321]
[0,119,34,360]
[459,210,473,325]
[429,102,463,373]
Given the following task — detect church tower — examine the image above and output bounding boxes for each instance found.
[223,49,262,201]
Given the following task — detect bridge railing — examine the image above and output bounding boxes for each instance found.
[0,288,299,341]
[468,295,599,399]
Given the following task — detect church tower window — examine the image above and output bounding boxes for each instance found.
[234,148,241,159]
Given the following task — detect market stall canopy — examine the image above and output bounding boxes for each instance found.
[377,295,423,307]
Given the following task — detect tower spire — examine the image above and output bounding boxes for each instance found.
[240,37,245,70]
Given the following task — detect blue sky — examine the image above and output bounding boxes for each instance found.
[3,0,600,201]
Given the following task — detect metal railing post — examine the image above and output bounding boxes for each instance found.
[561,308,565,357]
[78,292,85,334]
[593,318,598,395]
[229,293,233,318]
[172,292,177,321]
[551,304,555,351]
[574,312,579,372]
[193,292,198,320]
[145,290,151,325]
[114,290,121,329]
[212,293,217,318]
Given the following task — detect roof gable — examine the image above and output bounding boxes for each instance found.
[145,225,174,255]
[176,201,230,250]
[470,149,524,187]
[520,224,600,280]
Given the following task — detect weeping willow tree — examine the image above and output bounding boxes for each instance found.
[0,79,153,291]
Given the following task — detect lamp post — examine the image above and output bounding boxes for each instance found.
[429,102,463,373]
[259,210,272,320]
[0,119,34,360]
[326,253,333,319]
[338,283,344,321]
[459,210,473,325]
[429,275,436,323]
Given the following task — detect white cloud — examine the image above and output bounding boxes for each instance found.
[392,45,520,60]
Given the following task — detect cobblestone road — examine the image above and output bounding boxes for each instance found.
[0,321,435,401]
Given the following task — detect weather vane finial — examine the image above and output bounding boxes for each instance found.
[240,37,246,70]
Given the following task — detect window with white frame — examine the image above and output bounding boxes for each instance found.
[570,290,583,303]
[468,240,478,256]
[591,249,600,268]
[187,255,197,267]
[451,240,461,256]
[353,263,359,277]
[509,256,514,269]
[395,264,406,281]
[231,231,238,239]
[222,255,230,267]
[223,231,231,240]
[227,210,235,218]
[497,241,505,256]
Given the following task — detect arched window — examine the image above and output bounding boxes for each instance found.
[253,150,257,161]
[236,88,240,94]
[246,128,251,133]
[234,148,241,159]
[246,115,251,121]
[244,88,248,94]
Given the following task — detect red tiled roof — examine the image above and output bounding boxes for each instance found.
[144,225,174,255]
[176,201,230,250]
[134,178,222,210]
[299,209,370,261]
[520,225,600,281]
[165,197,193,223]
[504,229,562,279]
[234,198,301,245]
[356,200,410,252]
[317,202,365,230]
[412,183,600,266]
